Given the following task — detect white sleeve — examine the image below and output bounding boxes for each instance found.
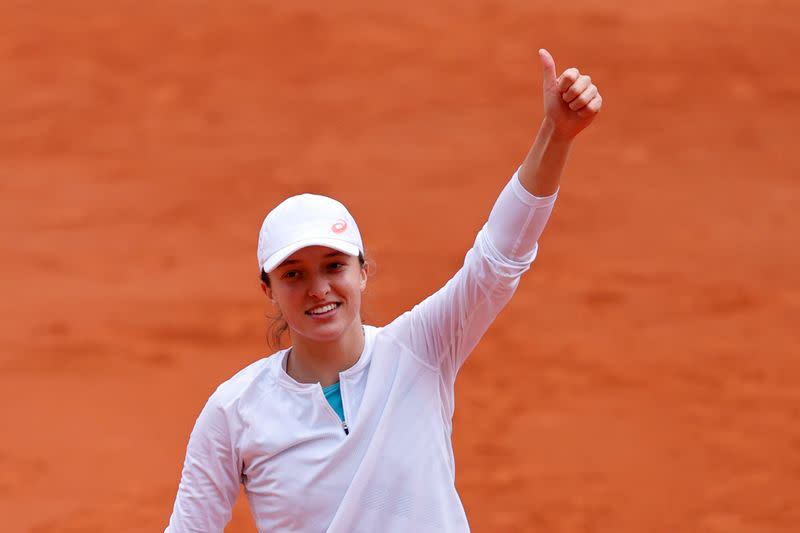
[165,393,241,533]
[385,168,557,391]
[485,168,558,263]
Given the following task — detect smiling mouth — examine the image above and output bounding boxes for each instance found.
[306,302,341,316]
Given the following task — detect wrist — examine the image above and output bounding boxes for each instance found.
[518,117,574,197]
[541,117,576,145]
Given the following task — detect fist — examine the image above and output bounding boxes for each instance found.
[539,48,602,139]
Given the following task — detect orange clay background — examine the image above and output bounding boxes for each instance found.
[1,1,798,532]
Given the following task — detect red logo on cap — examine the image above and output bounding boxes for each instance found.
[331,219,347,234]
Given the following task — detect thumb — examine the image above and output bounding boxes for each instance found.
[538,48,557,88]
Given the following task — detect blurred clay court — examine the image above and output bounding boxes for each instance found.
[1,1,798,531]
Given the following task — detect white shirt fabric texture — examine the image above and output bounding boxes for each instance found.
[165,170,558,533]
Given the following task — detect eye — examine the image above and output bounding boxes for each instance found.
[281,270,301,280]
[328,262,346,271]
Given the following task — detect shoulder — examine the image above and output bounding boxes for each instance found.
[207,354,277,410]
[369,318,440,373]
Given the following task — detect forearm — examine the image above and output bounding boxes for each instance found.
[485,168,557,263]
[518,117,574,197]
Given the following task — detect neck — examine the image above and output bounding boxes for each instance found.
[286,321,365,387]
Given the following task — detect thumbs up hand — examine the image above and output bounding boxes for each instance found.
[539,49,602,139]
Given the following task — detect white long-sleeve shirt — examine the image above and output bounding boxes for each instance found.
[165,170,558,532]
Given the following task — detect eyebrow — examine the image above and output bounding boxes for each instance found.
[277,251,347,267]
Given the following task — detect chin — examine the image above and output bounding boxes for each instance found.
[294,318,355,344]
[304,327,346,344]
[292,324,347,342]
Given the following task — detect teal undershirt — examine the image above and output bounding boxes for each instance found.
[322,382,345,421]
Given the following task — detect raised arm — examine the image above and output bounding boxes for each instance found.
[519,48,603,197]
[387,48,603,388]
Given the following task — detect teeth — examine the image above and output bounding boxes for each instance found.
[310,303,337,315]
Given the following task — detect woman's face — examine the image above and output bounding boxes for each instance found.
[265,246,367,344]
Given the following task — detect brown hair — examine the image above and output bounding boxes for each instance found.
[261,252,367,349]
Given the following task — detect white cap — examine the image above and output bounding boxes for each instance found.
[257,193,364,273]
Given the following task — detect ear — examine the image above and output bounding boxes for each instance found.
[260,281,276,302]
[359,263,368,292]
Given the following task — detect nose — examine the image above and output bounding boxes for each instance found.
[307,274,331,299]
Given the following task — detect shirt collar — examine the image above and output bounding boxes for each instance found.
[270,326,376,391]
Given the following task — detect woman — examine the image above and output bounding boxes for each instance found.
[166,48,602,532]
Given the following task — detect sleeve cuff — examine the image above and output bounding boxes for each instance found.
[511,167,559,207]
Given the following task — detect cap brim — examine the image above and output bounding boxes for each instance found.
[261,237,361,273]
